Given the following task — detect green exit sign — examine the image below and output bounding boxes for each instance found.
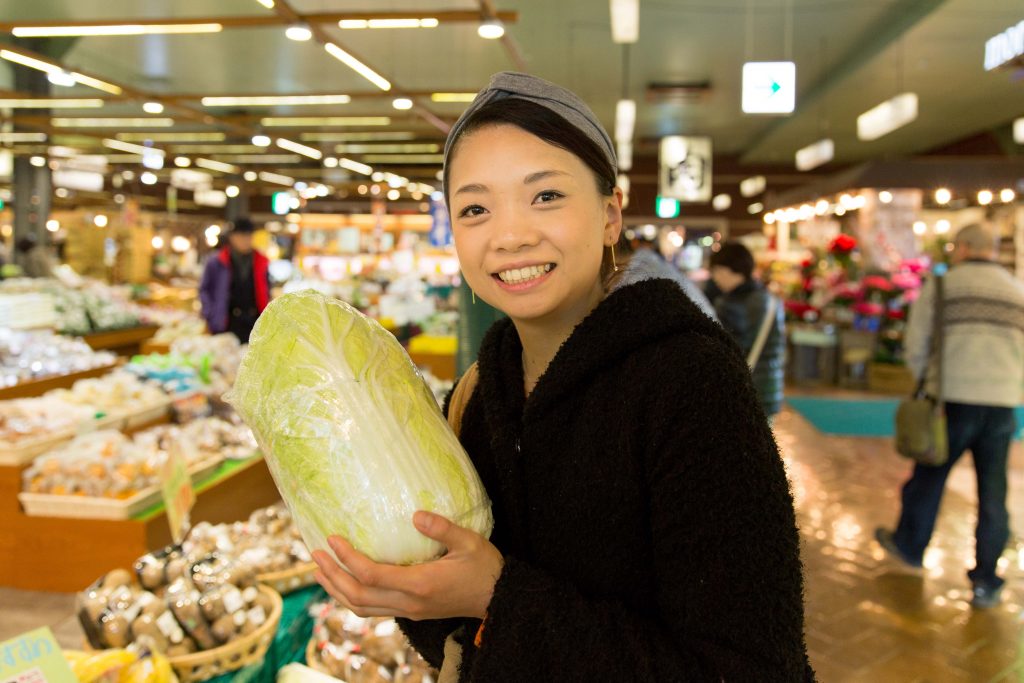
[656,196,680,219]
[271,192,290,215]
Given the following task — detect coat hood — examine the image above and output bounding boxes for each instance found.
[476,278,737,420]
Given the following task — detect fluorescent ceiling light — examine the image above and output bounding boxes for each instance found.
[174,156,191,167]
[211,155,302,163]
[857,92,918,141]
[339,158,374,175]
[275,137,322,159]
[339,18,438,29]
[0,98,104,108]
[103,138,166,156]
[12,23,223,37]
[0,49,63,74]
[258,171,295,186]
[255,0,275,7]
[617,141,633,172]
[140,172,158,185]
[171,145,263,154]
[336,143,440,153]
[0,50,124,94]
[360,154,443,163]
[1014,117,1024,144]
[261,116,391,127]
[195,158,240,174]
[984,19,1024,71]
[392,98,414,110]
[142,102,164,114]
[201,94,352,106]
[324,43,391,91]
[47,70,76,87]
[118,132,225,142]
[252,135,271,147]
[795,138,834,171]
[610,0,639,43]
[477,19,505,39]
[740,175,766,197]
[430,93,476,103]
[69,73,123,95]
[285,24,313,41]
[52,117,175,127]
[712,194,732,211]
[301,131,414,141]
[614,99,635,143]
[0,132,47,142]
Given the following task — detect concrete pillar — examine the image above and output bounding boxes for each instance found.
[11,60,51,246]
[12,156,51,245]
[226,183,249,224]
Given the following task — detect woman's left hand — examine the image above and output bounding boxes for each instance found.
[312,510,504,621]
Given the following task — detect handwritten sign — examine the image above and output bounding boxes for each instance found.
[161,441,195,544]
[0,628,75,683]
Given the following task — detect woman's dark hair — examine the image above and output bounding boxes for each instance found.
[443,98,616,205]
[444,98,620,287]
[709,241,755,280]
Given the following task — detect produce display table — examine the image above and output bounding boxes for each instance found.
[209,585,327,683]
[0,363,118,400]
[81,325,160,356]
[0,455,280,592]
[409,351,456,381]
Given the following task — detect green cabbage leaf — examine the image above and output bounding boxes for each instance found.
[225,290,492,565]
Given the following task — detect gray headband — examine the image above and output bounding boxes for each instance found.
[443,71,617,175]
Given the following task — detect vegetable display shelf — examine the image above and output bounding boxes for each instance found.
[0,454,280,592]
[81,325,160,356]
[0,363,119,401]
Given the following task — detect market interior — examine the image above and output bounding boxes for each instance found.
[1,1,1023,682]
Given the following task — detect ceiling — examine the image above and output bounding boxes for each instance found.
[0,0,1021,204]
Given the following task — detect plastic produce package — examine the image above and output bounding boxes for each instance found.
[226,290,492,565]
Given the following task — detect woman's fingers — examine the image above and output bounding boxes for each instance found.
[312,549,419,618]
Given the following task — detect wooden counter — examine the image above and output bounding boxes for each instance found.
[0,455,280,592]
[81,325,160,357]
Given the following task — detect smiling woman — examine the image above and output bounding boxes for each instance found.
[312,72,815,683]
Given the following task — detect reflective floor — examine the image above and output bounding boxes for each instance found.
[1,404,1021,681]
[776,406,1024,682]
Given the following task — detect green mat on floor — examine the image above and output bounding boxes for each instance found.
[785,396,1024,438]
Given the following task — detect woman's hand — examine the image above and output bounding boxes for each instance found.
[312,510,504,621]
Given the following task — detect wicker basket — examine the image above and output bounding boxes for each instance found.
[305,636,328,674]
[257,561,318,595]
[168,584,283,683]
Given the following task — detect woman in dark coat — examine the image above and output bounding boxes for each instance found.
[312,72,813,682]
[709,241,787,416]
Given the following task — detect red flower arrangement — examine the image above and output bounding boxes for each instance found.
[861,275,894,292]
[829,234,857,255]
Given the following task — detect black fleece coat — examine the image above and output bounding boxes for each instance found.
[712,280,786,416]
[398,279,813,682]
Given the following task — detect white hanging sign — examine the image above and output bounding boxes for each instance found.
[659,136,712,203]
[742,62,796,114]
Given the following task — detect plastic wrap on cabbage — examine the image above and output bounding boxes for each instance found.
[225,290,492,565]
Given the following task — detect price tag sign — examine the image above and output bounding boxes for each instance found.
[0,627,76,683]
[161,441,195,544]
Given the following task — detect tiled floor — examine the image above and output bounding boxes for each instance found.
[1,404,1021,681]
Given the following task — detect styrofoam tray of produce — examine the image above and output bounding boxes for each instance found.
[18,457,223,520]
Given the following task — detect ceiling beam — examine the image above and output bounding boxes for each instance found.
[740,0,950,164]
[0,11,518,33]
[271,0,453,135]
[479,0,527,72]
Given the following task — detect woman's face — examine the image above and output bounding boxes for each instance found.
[447,124,622,327]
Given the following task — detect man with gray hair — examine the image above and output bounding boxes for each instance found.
[876,222,1024,608]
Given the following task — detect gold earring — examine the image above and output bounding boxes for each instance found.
[471,289,477,305]
[611,244,619,272]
